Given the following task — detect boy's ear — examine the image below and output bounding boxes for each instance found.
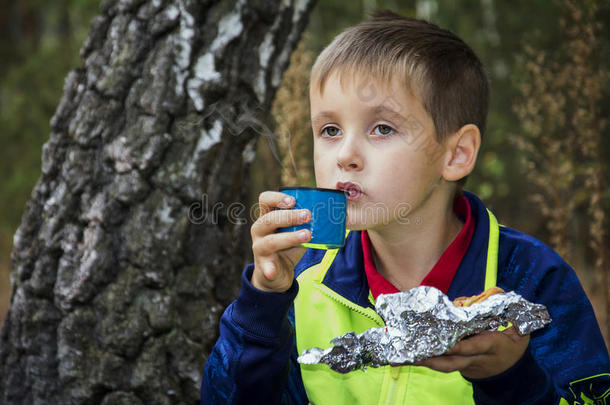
[441,124,481,182]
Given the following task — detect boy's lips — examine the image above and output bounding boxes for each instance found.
[336,181,363,200]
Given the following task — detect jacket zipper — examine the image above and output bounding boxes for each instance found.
[313,282,411,404]
[385,366,402,404]
[313,283,384,326]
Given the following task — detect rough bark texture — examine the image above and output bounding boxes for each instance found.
[0,0,315,403]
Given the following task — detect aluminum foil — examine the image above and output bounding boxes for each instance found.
[297,286,551,373]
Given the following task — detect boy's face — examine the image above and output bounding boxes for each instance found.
[310,71,448,230]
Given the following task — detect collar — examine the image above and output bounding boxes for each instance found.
[362,193,475,300]
[294,191,492,309]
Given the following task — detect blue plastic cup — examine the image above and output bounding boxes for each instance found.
[276,186,348,249]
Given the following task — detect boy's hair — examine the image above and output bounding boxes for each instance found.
[310,10,490,186]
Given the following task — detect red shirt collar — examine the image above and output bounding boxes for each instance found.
[362,194,475,299]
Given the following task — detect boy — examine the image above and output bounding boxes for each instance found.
[201,10,610,404]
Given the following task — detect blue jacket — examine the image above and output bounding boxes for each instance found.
[201,191,610,404]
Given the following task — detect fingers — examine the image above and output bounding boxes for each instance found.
[417,334,494,372]
[251,237,310,293]
[251,258,295,293]
[419,333,503,374]
[250,191,312,293]
[420,329,532,378]
[258,242,309,280]
[446,332,495,356]
[260,259,282,281]
[447,329,529,357]
[253,228,311,257]
[416,355,477,374]
[253,229,310,283]
[252,204,311,239]
[257,191,296,217]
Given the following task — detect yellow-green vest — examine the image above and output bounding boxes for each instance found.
[294,210,502,405]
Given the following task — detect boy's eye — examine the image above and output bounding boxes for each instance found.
[322,126,340,137]
[374,124,394,136]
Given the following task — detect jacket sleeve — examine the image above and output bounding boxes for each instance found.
[465,344,561,405]
[488,239,610,405]
[201,264,308,405]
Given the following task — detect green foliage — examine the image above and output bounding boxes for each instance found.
[307,0,417,53]
[0,0,99,232]
[299,0,610,239]
[1,0,609,240]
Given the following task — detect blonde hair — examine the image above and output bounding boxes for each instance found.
[310,10,489,148]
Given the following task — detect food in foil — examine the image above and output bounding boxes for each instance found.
[453,286,505,307]
[297,286,551,373]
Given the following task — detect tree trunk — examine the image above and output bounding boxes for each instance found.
[0,0,316,403]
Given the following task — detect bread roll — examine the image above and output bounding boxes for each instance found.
[453,286,505,307]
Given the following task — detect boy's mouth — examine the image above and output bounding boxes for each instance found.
[336,181,363,200]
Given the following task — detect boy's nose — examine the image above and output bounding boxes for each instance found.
[336,136,363,171]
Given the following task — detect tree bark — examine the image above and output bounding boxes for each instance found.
[0,0,316,403]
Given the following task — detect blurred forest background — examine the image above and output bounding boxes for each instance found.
[0,0,608,345]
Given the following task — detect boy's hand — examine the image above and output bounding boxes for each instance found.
[415,326,530,379]
[250,191,312,293]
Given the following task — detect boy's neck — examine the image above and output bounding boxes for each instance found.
[365,188,464,292]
